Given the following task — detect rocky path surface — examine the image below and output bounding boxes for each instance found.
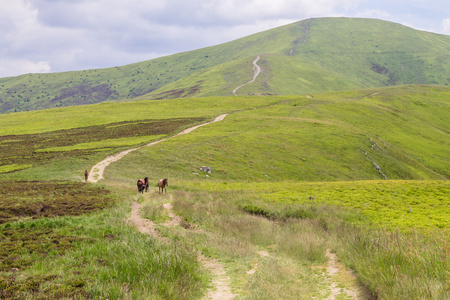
[232,56,261,96]
[87,114,228,183]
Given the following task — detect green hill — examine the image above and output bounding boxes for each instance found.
[1,85,448,182]
[0,17,449,113]
[112,85,450,182]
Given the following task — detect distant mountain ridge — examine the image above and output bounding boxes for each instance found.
[0,17,449,114]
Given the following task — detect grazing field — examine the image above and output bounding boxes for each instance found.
[109,85,450,185]
[0,85,449,299]
[166,186,449,299]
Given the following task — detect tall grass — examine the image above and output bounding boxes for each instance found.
[1,192,207,299]
[166,190,337,298]
[152,185,450,299]
[239,200,450,299]
[335,226,450,299]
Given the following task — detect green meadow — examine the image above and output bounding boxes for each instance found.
[0,84,449,299]
[187,180,449,230]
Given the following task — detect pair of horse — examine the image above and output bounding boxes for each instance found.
[137,177,168,194]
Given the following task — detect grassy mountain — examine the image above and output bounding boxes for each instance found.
[0,17,449,114]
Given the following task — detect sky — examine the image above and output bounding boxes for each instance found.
[1,0,449,78]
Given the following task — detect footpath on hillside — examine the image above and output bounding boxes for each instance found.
[232,56,261,96]
[87,114,228,183]
[87,111,368,299]
[88,114,235,299]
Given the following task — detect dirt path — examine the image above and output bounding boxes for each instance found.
[199,254,237,300]
[324,249,368,300]
[128,201,159,238]
[128,199,237,300]
[90,113,233,298]
[246,250,269,275]
[232,56,261,96]
[162,201,236,299]
[87,114,228,183]
[289,19,311,56]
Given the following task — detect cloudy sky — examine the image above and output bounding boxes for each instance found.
[1,0,449,78]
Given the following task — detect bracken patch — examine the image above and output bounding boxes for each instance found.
[0,273,91,300]
[0,227,82,272]
[0,117,204,173]
[0,180,113,224]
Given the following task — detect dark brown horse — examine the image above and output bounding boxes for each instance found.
[158,178,168,194]
[137,177,149,193]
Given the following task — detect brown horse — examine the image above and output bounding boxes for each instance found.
[158,178,168,194]
[137,177,149,193]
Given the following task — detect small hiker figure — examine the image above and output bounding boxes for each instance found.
[84,170,89,181]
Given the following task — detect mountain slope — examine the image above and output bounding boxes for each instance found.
[123,85,450,182]
[1,85,449,182]
[0,18,449,113]
[147,18,450,98]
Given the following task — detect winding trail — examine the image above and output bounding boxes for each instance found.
[128,199,237,300]
[87,108,367,299]
[87,114,228,183]
[289,19,311,56]
[162,202,236,299]
[232,56,261,96]
[128,201,159,238]
[324,249,368,300]
[89,113,234,299]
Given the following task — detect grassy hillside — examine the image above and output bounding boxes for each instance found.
[107,85,450,185]
[1,18,449,113]
[0,95,280,177]
[1,85,449,299]
[1,84,448,183]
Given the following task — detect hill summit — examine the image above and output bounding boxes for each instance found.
[0,17,449,113]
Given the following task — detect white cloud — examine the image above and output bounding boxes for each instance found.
[441,18,450,35]
[0,59,51,78]
[354,8,392,20]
